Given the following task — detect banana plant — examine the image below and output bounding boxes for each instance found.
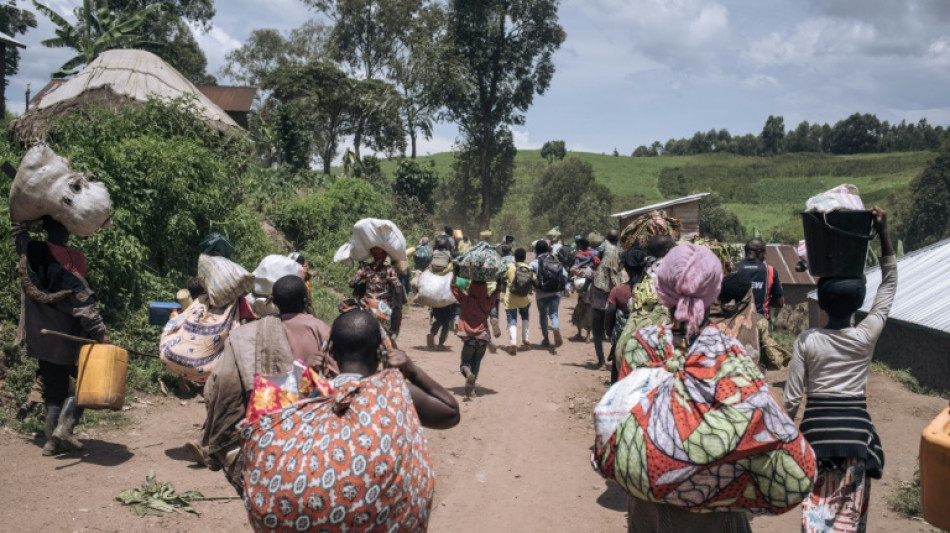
[33,0,165,78]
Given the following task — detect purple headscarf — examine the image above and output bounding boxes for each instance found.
[655,244,723,336]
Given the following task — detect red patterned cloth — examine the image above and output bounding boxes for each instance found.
[594,323,816,514]
[240,369,434,532]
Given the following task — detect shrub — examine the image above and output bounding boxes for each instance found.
[393,159,439,212]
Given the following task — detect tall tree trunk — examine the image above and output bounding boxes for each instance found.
[353,124,363,161]
[323,152,332,175]
[410,128,417,159]
[479,140,491,231]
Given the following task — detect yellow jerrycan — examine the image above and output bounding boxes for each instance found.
[920,406,950,531]
[75,344,128,411]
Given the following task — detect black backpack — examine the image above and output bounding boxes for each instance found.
[556,246,575,270]
[537,254,565,293]
[510,264,534,296]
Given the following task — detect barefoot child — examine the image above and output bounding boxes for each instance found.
[784,206,896,533]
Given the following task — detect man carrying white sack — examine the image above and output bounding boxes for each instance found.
[13,216,110,456]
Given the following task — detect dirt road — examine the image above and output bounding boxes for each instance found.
[0,297,945,532]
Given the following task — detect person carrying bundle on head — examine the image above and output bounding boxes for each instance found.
[349,246,406,340]
[12,216,110,456]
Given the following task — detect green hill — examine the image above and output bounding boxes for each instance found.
[379,149,932,242]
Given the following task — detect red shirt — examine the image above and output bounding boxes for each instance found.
[607,284,633,311]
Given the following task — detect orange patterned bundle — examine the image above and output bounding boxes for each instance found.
[241,369,434,532]
[244,362,332,425]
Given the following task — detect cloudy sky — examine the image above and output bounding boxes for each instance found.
[10,0,950,156]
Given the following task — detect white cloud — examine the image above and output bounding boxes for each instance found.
[744,18,877,66]
[188,22,243,75]
[511,129,542,150]
[572,0,731,67]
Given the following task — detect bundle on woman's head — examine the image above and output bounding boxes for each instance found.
[655,244,723,336]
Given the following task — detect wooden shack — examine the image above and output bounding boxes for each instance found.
[765,243,817,306]
[611,193,709,238]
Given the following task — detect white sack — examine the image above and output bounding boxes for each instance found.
[252,255,303,296]
[805,184,865,213]
[414,270,456,308]
[10,144,112,237]
[333,243,354,266]
[334,218,407,264]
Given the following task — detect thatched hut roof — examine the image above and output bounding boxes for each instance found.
[11,49,242,142]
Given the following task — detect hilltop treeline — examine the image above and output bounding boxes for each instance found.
[633,113,948,157]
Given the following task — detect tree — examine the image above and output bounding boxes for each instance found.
[540,140,565,162]
[105,0,215,84]
[530,157,612,236]
[348,78,406,159]
[441,0,565,230]
[829,113,882,154]
[34,0,165,77]
[224,23,328,86]
[438,130,517,229]
[304,0,420,159]
[760,114,785,155]
[388,2,449,159]
[0,1,36,89]
[263,62,355,174]
[699,193,746,242]
[902,147,950,250]
[393,159,439,211]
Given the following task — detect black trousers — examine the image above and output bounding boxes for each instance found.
[591,308,607,363]
[38,360,76,405]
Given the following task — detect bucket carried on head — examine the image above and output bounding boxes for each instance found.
[801,210,874,278]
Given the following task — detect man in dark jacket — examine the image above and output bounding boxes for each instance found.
[13,216,109,456]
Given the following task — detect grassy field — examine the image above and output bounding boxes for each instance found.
[375,149,933,243]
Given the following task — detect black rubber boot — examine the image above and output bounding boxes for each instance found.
[52,396,84,451]
[42,403,63,456]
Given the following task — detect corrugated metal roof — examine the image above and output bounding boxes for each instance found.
[766,244,817,286]
[195,85,257,112]
[807,237,950,334]
[611,193,711,218]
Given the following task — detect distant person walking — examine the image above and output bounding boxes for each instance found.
[348,246,406,339]
[588,229,623,368]
[451,279,501,400]
[736,238,784,320]
[784,207,895,533]
[530,240,568,349]
[503,248,535,354]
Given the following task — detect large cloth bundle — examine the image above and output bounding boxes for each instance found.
[457,242,505,281]
[621,210,681,250]
[594,324,816,514]
[334,218,408,266]
[197,254,254,308]
[10,144,112,236]
[247,255,304,316]
[241,369,434,532]
[414,270,456,308]
[159,295,237,383]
